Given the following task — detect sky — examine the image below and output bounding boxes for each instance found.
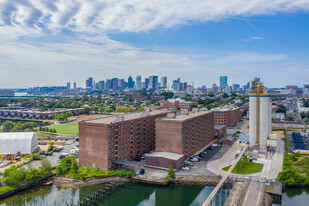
[1,0,309,88]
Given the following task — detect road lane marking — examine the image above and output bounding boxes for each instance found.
[242,181,253,206]
[256,182,263,206]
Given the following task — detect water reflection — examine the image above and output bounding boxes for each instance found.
[0,184,230,206]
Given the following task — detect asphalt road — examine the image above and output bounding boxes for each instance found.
[242,181,265,206]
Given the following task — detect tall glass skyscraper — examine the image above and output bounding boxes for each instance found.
[136,75,141,90]
[220,76,228,87]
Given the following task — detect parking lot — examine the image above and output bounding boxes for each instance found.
[176,146,230,176]
[27,141,79,169]
[138,145,232,179]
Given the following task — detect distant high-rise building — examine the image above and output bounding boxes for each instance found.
[220,76,227,87]
[73,82,77,90]
[253,77,260,83]
[97,81,105,91]
[149,76,158,90]
[161,76,167,88]
[212,83,218,94]
[232,84,240,92]
[136,75,142,90]
[128,76,134,89]
[111,78,118,91]
[86,77,93,89]
[118,79,125,90]
[67,82,71,90]
[105,79,111,90]
[145,78,150,89]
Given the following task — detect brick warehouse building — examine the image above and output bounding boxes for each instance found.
[154,110,215,160]
[212,107,241,127]
[160,99,199,111]
[79,110,169,171]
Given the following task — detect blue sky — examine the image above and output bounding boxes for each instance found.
[1,0,309,88]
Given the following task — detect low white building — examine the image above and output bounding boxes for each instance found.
[0,132,39,154]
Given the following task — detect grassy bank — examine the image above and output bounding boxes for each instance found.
[222,157,264,175]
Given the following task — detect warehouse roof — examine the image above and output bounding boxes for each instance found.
[0,132,38,154]
[147,152,184,160]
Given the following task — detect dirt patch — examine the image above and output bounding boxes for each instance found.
[52,176,130,188]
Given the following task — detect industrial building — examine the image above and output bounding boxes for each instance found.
[0,107,81,120]
[212,107,242,127]
[249,81,272,153]
[79,110,169,171]
[150,109,215,169]
[0,132,39,154]
[160,99,199,111]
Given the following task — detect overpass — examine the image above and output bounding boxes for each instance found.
[202,144,249,206]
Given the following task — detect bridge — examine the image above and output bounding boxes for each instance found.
[202,144,249,206]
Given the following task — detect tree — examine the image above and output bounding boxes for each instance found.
[12,123,24,132]
[48,141,55,152]
[81,107,91,115]
[167,165,175,179]
[276,105,287,114]
[2,121,14,132]
[40,159,52,176]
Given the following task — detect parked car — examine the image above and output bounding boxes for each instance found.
[180,166,191,170]
[58,146,64,150]
[53,148,61,152]
[190,157,200,162]
[199,153,206,157]
[59,153,69,160]
[140,155,146,160]
[211,144,218,148]
[39,155,46,159]
[45,151,53,156]
[208,146,214,150]
[184,161,194,166]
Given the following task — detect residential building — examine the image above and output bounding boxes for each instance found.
[154,110,215,160]
[79,110,169,171]
[149,76,158,90]
[212,107,242,127]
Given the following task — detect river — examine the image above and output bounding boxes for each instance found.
[0,183,230,206]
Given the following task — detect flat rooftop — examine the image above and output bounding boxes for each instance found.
[85,110,165,124]
[147,152,184,160]
[159,110,212,121]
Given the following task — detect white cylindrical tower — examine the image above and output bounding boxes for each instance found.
[249,96,257,147]
[259,96,270,152]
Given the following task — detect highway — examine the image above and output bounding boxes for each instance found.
[242,181,265,206]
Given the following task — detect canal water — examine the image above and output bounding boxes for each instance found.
[0,183,230,206]
[276,188,309,206]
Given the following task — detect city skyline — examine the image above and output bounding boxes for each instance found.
[1,1,309,88]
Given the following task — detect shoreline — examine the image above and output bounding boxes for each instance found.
[52,176,131,188]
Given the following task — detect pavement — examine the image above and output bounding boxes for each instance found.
[26,141,79,169]
[241,181,265,206]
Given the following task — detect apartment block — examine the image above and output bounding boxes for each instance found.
[79,110,168,171]
[212,107,241,127]
[155,110,215,159]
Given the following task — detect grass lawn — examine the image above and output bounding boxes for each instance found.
[222,157,264,175]
[47,122,79,135]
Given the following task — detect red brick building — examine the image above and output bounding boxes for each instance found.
[79,110,168,171]
[155,110,215,160]
[213,107,241,127]
[160,99,198,111]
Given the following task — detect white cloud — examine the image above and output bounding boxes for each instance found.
[0,0,309,35]
[239,36,264,41]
